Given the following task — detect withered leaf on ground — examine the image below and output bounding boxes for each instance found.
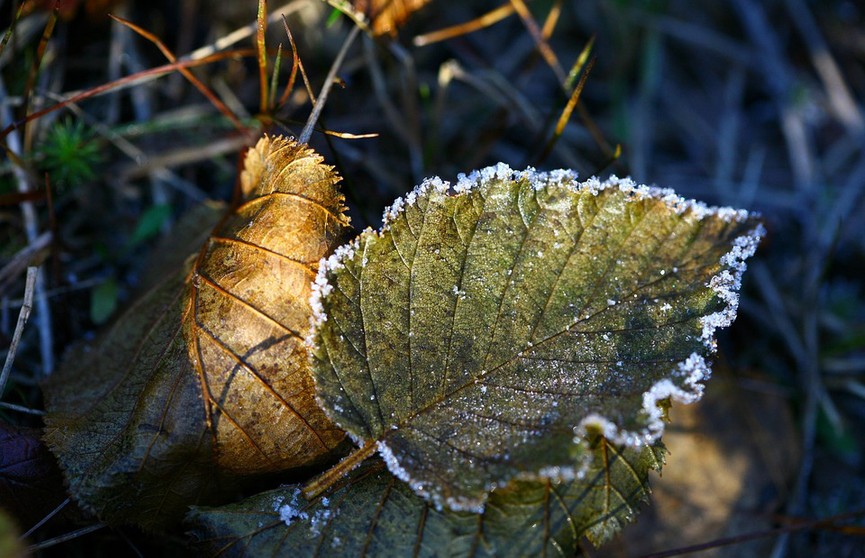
[192,136,350,473]
[188,439,665,557]
[43,136,351,528]
[350,0,431,35]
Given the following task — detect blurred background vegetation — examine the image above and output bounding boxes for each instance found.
[1,0,863,555]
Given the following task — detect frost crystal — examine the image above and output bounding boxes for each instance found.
[376,440,411,485]
[576,352,712,446]
[700,224,765,350]
[383,177,450,228]
[307,235,364,348]
[271,487,337,537]
[272,488,308,527]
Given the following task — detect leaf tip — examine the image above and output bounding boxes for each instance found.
[382,176,450,228]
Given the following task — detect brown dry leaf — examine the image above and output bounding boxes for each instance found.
[189,136,350,473]
[351,0,431,36]
[43,136,351,528]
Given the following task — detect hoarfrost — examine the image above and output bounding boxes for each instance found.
[378,439,486,513]
[575,352,712,447]
[700,224,765,350]
[382,177,449,228]
[307,235,364,348]
[272,488,308,527]
[377,440,412,486]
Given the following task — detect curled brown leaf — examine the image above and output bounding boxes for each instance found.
[189,136,351,473]
[43,136,351,527]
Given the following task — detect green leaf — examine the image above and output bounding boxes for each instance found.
[309,165,763,511]
[90,276,118,324]
[129,203,172,247]
[188,438,665,556]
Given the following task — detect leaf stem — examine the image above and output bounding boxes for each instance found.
[303,438,378,499]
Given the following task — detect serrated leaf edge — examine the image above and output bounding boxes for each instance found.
[307,164,763,501]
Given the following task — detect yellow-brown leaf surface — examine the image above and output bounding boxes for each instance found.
[43,136,350,527]
[352,0,431,35]
[189,136,350,472]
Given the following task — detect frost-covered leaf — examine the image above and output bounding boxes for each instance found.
[188,438,665,557]
[309,165,763,511]
[43,136,351,528]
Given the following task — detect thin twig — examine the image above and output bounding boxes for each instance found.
[641,509,865,558]
[110,15,247,133]
[299,24,361,144]
[0,73,54,375]
[0,401,45,415]
[0,267,37,396]
[0,230,51,295]
[1,49,257,141]
[26,523,106,552]
[20,498,70,540]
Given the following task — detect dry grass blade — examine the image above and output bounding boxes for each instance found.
[509,0,564,83]
[19,498,70,540]
[0,72,54,375]
[21,4,59,143]
[25,524,106,553]
[540,0,562,38]
[282,16,317,106]
[0,1,28,59]
[413,2,515,46]
[0,49,256,141]
[257,0,269,113]
[268,44,283,113]
[535,48,595,165]
[277,18,302,109]
[299,24,362,143]
[109,15,247,133]
[784,0,863,132]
